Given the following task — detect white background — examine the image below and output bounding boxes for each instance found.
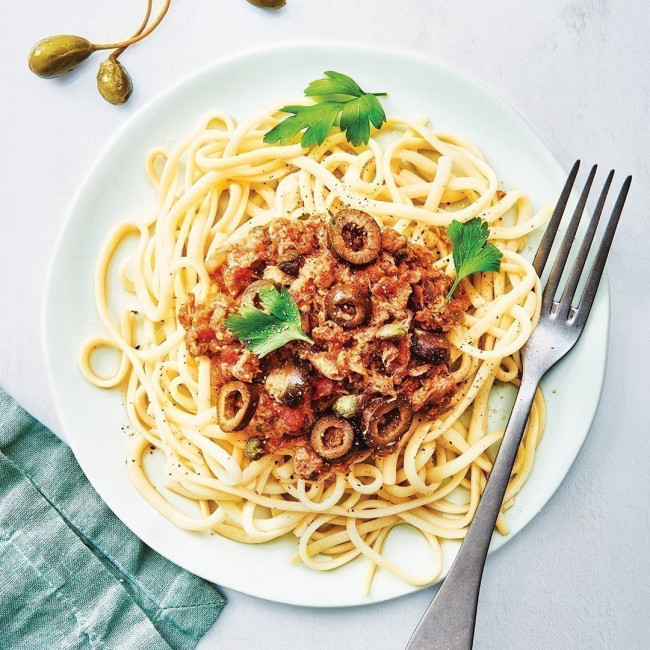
[2,1,649,648]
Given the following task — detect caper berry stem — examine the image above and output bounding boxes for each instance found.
[111,0,153,60]
[92,0,171,52]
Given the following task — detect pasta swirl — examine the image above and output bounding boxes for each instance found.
[80,100,551,593]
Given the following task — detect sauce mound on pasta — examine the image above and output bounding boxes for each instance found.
[180,212,468,480]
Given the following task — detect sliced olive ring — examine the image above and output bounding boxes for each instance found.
[240,279,276,309]
[325,284,371,329]
[327,209,381,265]
[362,397,413,454]
[310,415,355,461]
[217,381,259,432]
[265,361,310,406]
[411,330,450,364]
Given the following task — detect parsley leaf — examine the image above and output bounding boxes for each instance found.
[224,286,314,358]
[445,218,503,301]
[305,70,367,99]
[262,102,344,148]
[340,93,386,146]
[264,71,387,148]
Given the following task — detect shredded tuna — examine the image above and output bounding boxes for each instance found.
[180,216,469,479]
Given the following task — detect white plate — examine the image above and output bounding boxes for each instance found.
[43,43,609,607]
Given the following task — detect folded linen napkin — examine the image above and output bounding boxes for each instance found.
[0,387,225,649]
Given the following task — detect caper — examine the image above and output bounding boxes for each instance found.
[28,35,94,79]
[247,0,286,7]
[332,395,359,419]
[376,323,408,342]
[97,59,133,105]
[244,437,265,461]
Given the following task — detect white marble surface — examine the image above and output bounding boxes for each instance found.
[2,1,649,648]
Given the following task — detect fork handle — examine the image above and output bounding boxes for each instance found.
[406,373,541,650]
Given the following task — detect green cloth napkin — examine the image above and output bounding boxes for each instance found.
[0,387,226,649]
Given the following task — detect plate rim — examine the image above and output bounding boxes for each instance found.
[42,40,611,607]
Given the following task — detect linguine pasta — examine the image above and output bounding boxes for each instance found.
[80,96,552,593]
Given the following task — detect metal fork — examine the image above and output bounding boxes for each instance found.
[406,161,632,650]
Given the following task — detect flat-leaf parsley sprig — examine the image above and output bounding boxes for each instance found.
[445,218,503,301]
[224,285,314,358]
[263,71,387,148]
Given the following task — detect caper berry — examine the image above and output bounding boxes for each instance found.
[97,59,133,105]
[28,35,94,78]
[332,395,359,419]
[376,323,408,342]
[244,437,265,461]
[247,0,286,7]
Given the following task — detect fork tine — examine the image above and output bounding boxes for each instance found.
[543,164,598,306]
[556,170,615,317]
[573,175,632,327]
[533,160,580,276]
